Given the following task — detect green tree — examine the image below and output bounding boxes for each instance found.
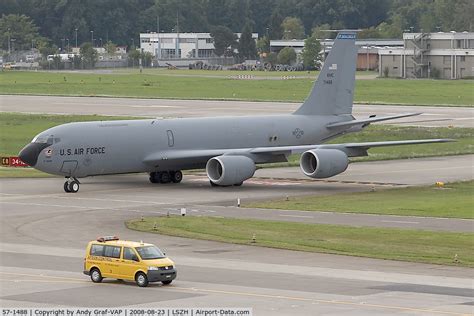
[268,10,283,40]
[210,25,237,57]
[104,41,117,55]
[238,22,256,61]
[301,35,321,69]
[128,49,141,67]
[0,14,41,51]
[311,24,332,39]
[277,47,296,65]
[256,36,270,55]
[281,17,305,39]
[80,42,98,68]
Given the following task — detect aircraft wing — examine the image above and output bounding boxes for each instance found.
[326,113,422,129]
[250,138,454,157]
[143,138,454,166]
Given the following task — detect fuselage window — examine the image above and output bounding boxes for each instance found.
[167,130,174,147]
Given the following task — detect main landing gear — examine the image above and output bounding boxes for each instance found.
[64,177,80,193]
[149,171,183,184]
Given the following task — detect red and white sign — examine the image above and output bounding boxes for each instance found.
[9,157,29,167]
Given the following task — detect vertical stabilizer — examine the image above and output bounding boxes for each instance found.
[294,31,357,116]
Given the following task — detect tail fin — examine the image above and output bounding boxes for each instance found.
[294,31,357,116]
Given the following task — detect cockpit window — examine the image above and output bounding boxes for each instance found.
[31,135,54,145]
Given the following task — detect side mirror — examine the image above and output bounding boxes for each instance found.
[133,256,140,262]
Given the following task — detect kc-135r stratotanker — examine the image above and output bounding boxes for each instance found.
[19,31,452,193]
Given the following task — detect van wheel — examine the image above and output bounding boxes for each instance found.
[135,272,149,287]
[90,268,103,283]
[162,280,172,285]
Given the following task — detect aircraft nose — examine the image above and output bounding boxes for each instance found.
[18,143,48,167]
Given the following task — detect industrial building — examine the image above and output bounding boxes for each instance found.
[379,32,474,79]
[270,39,403,70]
[139,32,258,61]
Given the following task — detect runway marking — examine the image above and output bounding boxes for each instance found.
[173,287,468,316]
[381,220,419,224]
[279,214,313,219]
[0,272,467,315]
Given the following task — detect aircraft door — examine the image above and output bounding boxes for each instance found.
[167,130,174,147]
[60,160,78,176]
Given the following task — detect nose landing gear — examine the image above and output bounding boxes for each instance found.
[64,177,80,193]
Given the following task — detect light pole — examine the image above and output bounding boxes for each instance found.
[90,30,94,46]
[7,28,11,54]
[61,38,65,51]
[75,28,78,48]
[66,38,70,53]
[99,38,102,47]
[366,46,370,72]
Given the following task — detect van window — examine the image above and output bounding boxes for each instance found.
[90,244,104,256]
[104,245,121,258]
[124,247,139,261]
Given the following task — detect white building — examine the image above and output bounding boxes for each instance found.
[140,32,258,60]
[379,32,474,79]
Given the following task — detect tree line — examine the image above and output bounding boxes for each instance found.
[1,0,472,52]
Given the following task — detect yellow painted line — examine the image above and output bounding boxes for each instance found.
[0,272,468,316]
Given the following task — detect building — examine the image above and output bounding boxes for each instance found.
[270,39,403,70]
[140,32,258,60]
[379,32,474,79]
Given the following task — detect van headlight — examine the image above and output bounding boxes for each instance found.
[148,266,159,271]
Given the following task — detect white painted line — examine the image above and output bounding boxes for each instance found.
[279,214,313,219]
[381,220,419,224]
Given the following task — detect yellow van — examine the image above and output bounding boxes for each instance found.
[83,236,177,287]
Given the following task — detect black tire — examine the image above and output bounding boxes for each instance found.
[210,180,219,187]
[68,180,79,193]
[90,268,103,283]
[160,172,171,184]
[234,182,243,186]
[162,280,172,285]
[64,181,71,193]
[135,272,149,287]
[149,172,158,183]
[171,170,183,183]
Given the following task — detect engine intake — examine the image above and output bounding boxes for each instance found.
[300,149,349,179]
[206,155,256,186]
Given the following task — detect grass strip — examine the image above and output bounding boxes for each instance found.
[1,71,472,106]
[247,181,474,219]
[126,216,474,267]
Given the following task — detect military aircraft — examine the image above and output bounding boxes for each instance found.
[19,31,451,193]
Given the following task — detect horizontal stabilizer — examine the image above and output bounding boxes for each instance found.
[326,113,422,129]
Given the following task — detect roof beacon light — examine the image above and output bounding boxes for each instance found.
[97,236,119,242]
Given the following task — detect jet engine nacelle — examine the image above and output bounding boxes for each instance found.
[300,149,349,179]
[206,155,256,186]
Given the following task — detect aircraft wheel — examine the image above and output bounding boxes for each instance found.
[210,180,219,187]
[171,170,183,183]
[149,172,158,183]
[234,182,243,186]
[160,172,171,184]
[68,180,80,193]
[64,181,71,193]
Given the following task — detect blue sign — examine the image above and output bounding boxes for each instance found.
[337,33,356,39]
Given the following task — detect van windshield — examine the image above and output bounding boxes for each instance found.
[135,246,165,260]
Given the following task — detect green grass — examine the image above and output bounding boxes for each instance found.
[1,71,472,106]
[126,216,474,267]
[247,181,474,219]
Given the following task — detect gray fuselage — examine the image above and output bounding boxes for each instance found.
[30,114,344,178]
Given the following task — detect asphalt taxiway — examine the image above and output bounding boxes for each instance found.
[1,155,473,314]
[1,94,473,127]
